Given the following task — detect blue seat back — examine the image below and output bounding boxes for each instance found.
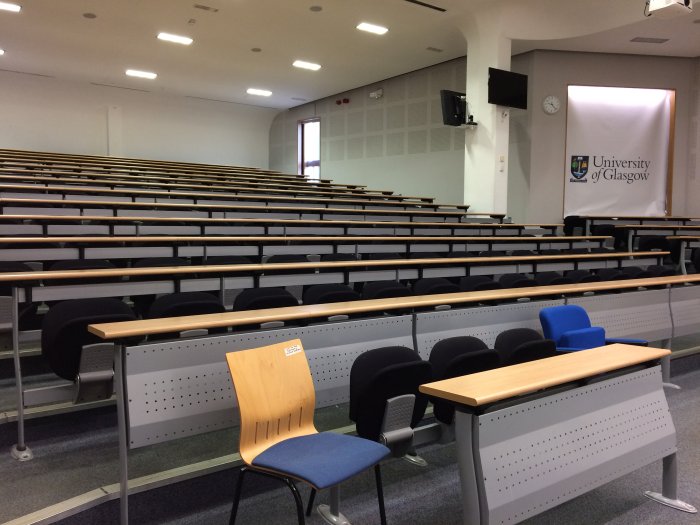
[539,305,593,345]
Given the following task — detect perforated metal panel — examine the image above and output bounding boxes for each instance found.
[414,299,564,359]
[476,366,676,524]
[567,289,672,342]
[124,315,413,448]
[670,285,700,337]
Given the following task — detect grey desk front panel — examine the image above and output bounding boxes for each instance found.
[567,289,672,342]
[125,314,413,449]
[669,284,700,337]
[476,366,675,524]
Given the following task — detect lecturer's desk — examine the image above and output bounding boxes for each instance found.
[420,344,695,525]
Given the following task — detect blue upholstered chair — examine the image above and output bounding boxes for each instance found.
[226,339,389,525]
[539,304,647,352]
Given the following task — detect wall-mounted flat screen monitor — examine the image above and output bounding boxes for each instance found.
[440,89,467,126]
[488,67,528,110]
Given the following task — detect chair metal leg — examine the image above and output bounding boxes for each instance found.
[229,467,249,525]
[375,464,387,525]
[282,477,306,525]
[306,488,317,517]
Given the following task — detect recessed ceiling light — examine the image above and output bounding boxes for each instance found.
[309,5,322,11]
[293,60,321,71]
[0,2,21,12]
[247,88,272,97]
[0,49,4,56]
[157,32,193,45]
[126,69,157,80]
[251,47,262,53]
[356,22,388,35]
[83,12,97,19]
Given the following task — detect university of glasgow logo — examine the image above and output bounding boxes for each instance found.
[570,155,589,179]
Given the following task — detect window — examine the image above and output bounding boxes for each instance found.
[299,118,320,180]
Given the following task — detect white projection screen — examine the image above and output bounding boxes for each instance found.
[563,86,673,217]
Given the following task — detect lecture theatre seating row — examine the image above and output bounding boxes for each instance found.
[0,171,441,204]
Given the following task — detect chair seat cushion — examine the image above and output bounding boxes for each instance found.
[559,326,606,350]
[252,432,389,489]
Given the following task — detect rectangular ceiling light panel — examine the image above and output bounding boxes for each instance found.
[126,69,158,79]
[293,60,321,71]
[357,22,388,35]
[157,32,194,45]
[247,88,272,97]
[0,2,21,12]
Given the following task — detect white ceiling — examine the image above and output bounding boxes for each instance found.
[0,0,697,110]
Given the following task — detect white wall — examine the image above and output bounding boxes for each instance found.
[269,59,467,204]
[0,70,278,167]
[510,50,696,223]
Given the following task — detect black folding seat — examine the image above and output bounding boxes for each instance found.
[535,271,573,286]
[362,280,412,300]
[447,251,478,259]
[597,268,630,281]
[478,250,506,257]
[499,273,537,288]
[364,252,402,261]
[318,253,359,273]
[428,336,500,424]
[646,264,676,277]
[202,255,254,265]
[265,254,308,264]
[494,328,558,366]
[47,259,117,286]
[565,269,601,283]
[41,298,136,400]
[511,249,536,256]
[233,287,299,311]
[412,278,459,295]
[408,252,443,259]
[620,266,654,279]
[0,261,42,330]
[130,257,191,316]
[303,283,360,305]
[349,346,432,457]
[539,249,563,256]
[145,291,226,340]
[459,275,502,292]
[563,215,585,236]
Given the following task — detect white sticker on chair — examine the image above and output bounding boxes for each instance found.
[285,344,302,357]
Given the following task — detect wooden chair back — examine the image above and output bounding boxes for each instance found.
[226,339,317,465]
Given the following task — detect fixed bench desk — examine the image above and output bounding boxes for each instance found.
[0,214,559,237]
[0,164,369,192]
[0,234,610,262]
[614,224,700,251]
[667,236,700,274]
[579,215,698,235]
[0,197,475,222]
[420,344,695,524]
[0,172,437,204]
[0,182,469,212]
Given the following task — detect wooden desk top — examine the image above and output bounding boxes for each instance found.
[579,215,694,221]
[615,224,700,230]
[0,213,560,230]
[0,234,607,244]
[0,197,470,218]
[0,251,668,282]
[0,182,468,210]
[88,275,690,340]
[419,344,669,407]
[667,236,700,240]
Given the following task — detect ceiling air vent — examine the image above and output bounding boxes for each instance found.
[193,4,219,12]
[404,0,446,12]
[630,36,670,43]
